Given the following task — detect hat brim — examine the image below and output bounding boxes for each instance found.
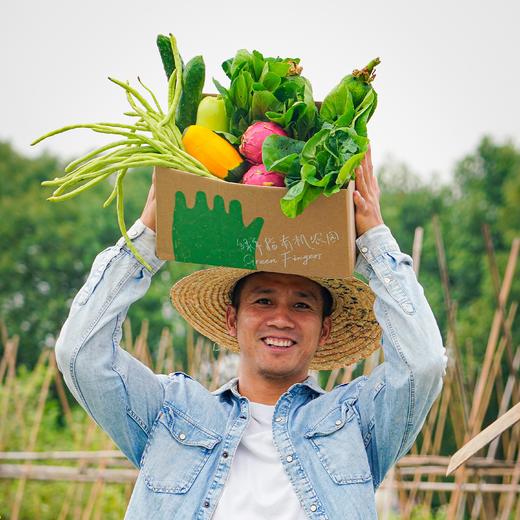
[170,267,381,370]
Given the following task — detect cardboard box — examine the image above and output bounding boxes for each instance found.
[155,167,356,278]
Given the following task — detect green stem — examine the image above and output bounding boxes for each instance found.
[48,170,115,201]
[115,171,152,271]
[108,77,155,114]
[64,139,140,173]
[137,76,164,115]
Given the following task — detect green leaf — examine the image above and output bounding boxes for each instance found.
[320,82,354,125]
[268,60,291,77]
[251,91,282,121]
[214,131,240,145]
[301,128,329,163]
[222,58,233,79]
[280,181,322,218]
[262,72,282,92]
[336,151,366,186]
[274,81,300,103]
[252,50,265,80]
[230,49,253,79]
[351,89,375,128]
[262,135,305,173]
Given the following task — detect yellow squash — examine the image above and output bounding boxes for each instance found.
[182,125,248,182]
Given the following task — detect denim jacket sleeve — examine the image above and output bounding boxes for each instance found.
[55,219,167,468]
[352,224,447,488]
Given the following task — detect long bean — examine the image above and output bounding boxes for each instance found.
[137,77,164,116]
[108,77,155,114]
[115,170,152,271]
[160,34,183,128]
[34,33,222,271]
[54,153,214,199]
[65,139,141,173]
[47,169,116,202]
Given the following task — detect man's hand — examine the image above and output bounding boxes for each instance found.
[140,172,156,232]
[353,145,384,237]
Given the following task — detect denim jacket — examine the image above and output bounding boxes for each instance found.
[55,219,447,519]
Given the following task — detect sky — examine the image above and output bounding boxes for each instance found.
[2,0,519,184]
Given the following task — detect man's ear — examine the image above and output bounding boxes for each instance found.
[226,305,238,337]
[318,316,332,346]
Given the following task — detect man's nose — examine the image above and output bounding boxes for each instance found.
[266,306,295,328]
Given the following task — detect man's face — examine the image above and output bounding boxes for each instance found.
[225,272,332,382]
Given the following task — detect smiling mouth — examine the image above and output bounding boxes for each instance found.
[261,337,297,349]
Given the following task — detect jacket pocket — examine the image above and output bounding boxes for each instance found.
[141,403,221,494]
[304,399,372,485]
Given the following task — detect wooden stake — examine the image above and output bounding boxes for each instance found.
[10,350,53,520]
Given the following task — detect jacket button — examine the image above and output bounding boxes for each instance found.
[203,501,210,508]
[361,246,368,253]
[402,303,414,313]
[310,504,317,512]
[286,455,293,463]
[275,417,283,423]
[335,420,342,426]
[222,451,229,458]
[179,433,186,440]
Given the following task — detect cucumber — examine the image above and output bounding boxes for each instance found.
[176,56,206,132]
[156,34,176,79]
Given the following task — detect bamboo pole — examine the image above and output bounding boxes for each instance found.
[483,226,516,369]
[468,239,519,436]
[412,226,423,276]
[123,318,133,355]
[10,350,54,520]
[448,237,520,518]
[0,337,19,450]
[432,215,469,442]
[155,327,171,373]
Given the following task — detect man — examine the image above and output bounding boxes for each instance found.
[56,147,447,519]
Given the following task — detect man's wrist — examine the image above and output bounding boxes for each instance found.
[116,219,164,273]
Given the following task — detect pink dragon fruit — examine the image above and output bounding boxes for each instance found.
[241,164,285,187]
[239,121,287,164]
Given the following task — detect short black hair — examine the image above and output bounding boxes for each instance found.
[230,274,333,319]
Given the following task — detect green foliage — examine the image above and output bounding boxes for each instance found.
[0,141,201,367]
[379,137,520,368]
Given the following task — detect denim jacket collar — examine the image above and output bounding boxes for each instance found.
[211,374,326,399]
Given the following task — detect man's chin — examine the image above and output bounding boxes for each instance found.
[257,365,305,381]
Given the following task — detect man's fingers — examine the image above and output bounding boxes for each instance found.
[354,190,367,212]
[366,143,373,171]
[355,163,368,197]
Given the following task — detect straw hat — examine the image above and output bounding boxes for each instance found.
[170,267,382,370]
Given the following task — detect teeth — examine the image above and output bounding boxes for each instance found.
[264,337,295,347]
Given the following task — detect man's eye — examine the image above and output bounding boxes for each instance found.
[295,302,311,309]
[255,298,271,305]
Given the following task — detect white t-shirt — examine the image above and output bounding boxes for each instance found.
[213,402,307,519]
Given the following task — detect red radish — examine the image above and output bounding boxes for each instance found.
[241,164,285,187]
[239,121,287,164]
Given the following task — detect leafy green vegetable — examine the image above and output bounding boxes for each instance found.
[320,58,380,137]
[214,50,319,140]
[262,123,369,218]
[263,134,305,174]
[320,82,355,127]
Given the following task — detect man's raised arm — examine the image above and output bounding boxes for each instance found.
[351,148,447,488]
[55,177,167,468]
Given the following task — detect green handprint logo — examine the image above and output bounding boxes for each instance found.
[173,191,264,269]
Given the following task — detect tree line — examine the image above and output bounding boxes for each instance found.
[1,137,519,370]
